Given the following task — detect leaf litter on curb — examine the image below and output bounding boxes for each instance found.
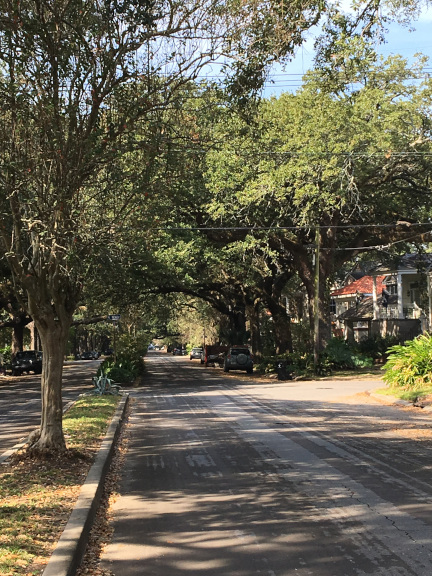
[75,400,132,576]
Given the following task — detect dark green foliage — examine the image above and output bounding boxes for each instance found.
[357,335,400,361]
[291,322,313,356]
[320,338,373,370]
[98,357,141,385]
[255,350,321,377]
[255,337,374,377]
[0,345,11,367]
[321,338,357,369]
[255,353,297,375]
[97,333,147,384]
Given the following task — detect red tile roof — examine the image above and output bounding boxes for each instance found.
[331,275,385,297]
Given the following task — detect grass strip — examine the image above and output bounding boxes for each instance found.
[374,385,432,403]
[0,395,120,576]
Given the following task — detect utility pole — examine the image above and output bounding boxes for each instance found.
[314,226,320,372]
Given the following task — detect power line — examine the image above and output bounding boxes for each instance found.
[196,68,432,80]
[130,140,432,157]
[153,221,432,232]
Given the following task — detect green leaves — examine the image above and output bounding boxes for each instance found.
[382,334,432,390]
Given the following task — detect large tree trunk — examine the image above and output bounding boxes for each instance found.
[21,272,76,455]
[11,322,24,354]
[222,304,248,344]
[29,322,41,350]
[246,300,262,358]
[30,316,71,454]
[266,299,293,354]
[294,232,333,354]
[317,233,335,350]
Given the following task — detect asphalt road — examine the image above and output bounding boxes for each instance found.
[0,359,99,456]
[100,352,432,576]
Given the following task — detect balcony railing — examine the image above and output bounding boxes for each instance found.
[403,306,423,319]
[378,306,399,319]
[378,306,422,319]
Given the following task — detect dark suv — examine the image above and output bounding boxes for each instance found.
[11,350,43,376]
[223,346,253,374]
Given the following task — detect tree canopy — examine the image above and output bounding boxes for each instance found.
[0,0,431,453]
[0,0,330,453]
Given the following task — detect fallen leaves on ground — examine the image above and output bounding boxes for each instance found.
[0,396,120,576]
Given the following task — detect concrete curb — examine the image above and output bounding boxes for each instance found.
[42,392,130,576]
[0,440,29,465]
[369,392,412,406]
[369,391,432,412]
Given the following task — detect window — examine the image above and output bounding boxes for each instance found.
[383,275,397,295]
[230,348,250,356]
[409,282,419,304]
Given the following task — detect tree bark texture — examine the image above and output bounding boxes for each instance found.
[30,316,71,453]
[265,299,293,354]
[246,301,262,357]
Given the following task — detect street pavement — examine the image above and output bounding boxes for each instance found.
[0,360,98,457]
[99,352,432,576]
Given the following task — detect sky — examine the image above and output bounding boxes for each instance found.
[263,5,432,96]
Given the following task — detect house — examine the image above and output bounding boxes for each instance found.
[331,254,432,342]
[331,275,385,318]
[331,275,385,342]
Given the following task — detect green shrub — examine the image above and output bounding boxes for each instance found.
[352,355,374,368]
[320,338,372,370]
[98,357,141,384]
[302,353,331,376]
[0,345,11,367]
[97,333,147,385]
[255,353,298,375]
[115,333,148,366]
[255,351,324,377]
[291,322,312,356]
[382,333,432,390]
[255,338,375,378]
[322,338,356,369]
[357,335,400,361]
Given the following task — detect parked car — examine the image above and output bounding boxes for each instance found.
[189,347,203,360]
[223,346,253,374]
[173,347,184,355]
[80,351,96,360]
[11,350,43,376]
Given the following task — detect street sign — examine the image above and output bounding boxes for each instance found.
[108,314,121,321]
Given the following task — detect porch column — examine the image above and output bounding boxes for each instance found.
[372,276,379,320]
[397,272,404,319]
[345,321,355,343]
